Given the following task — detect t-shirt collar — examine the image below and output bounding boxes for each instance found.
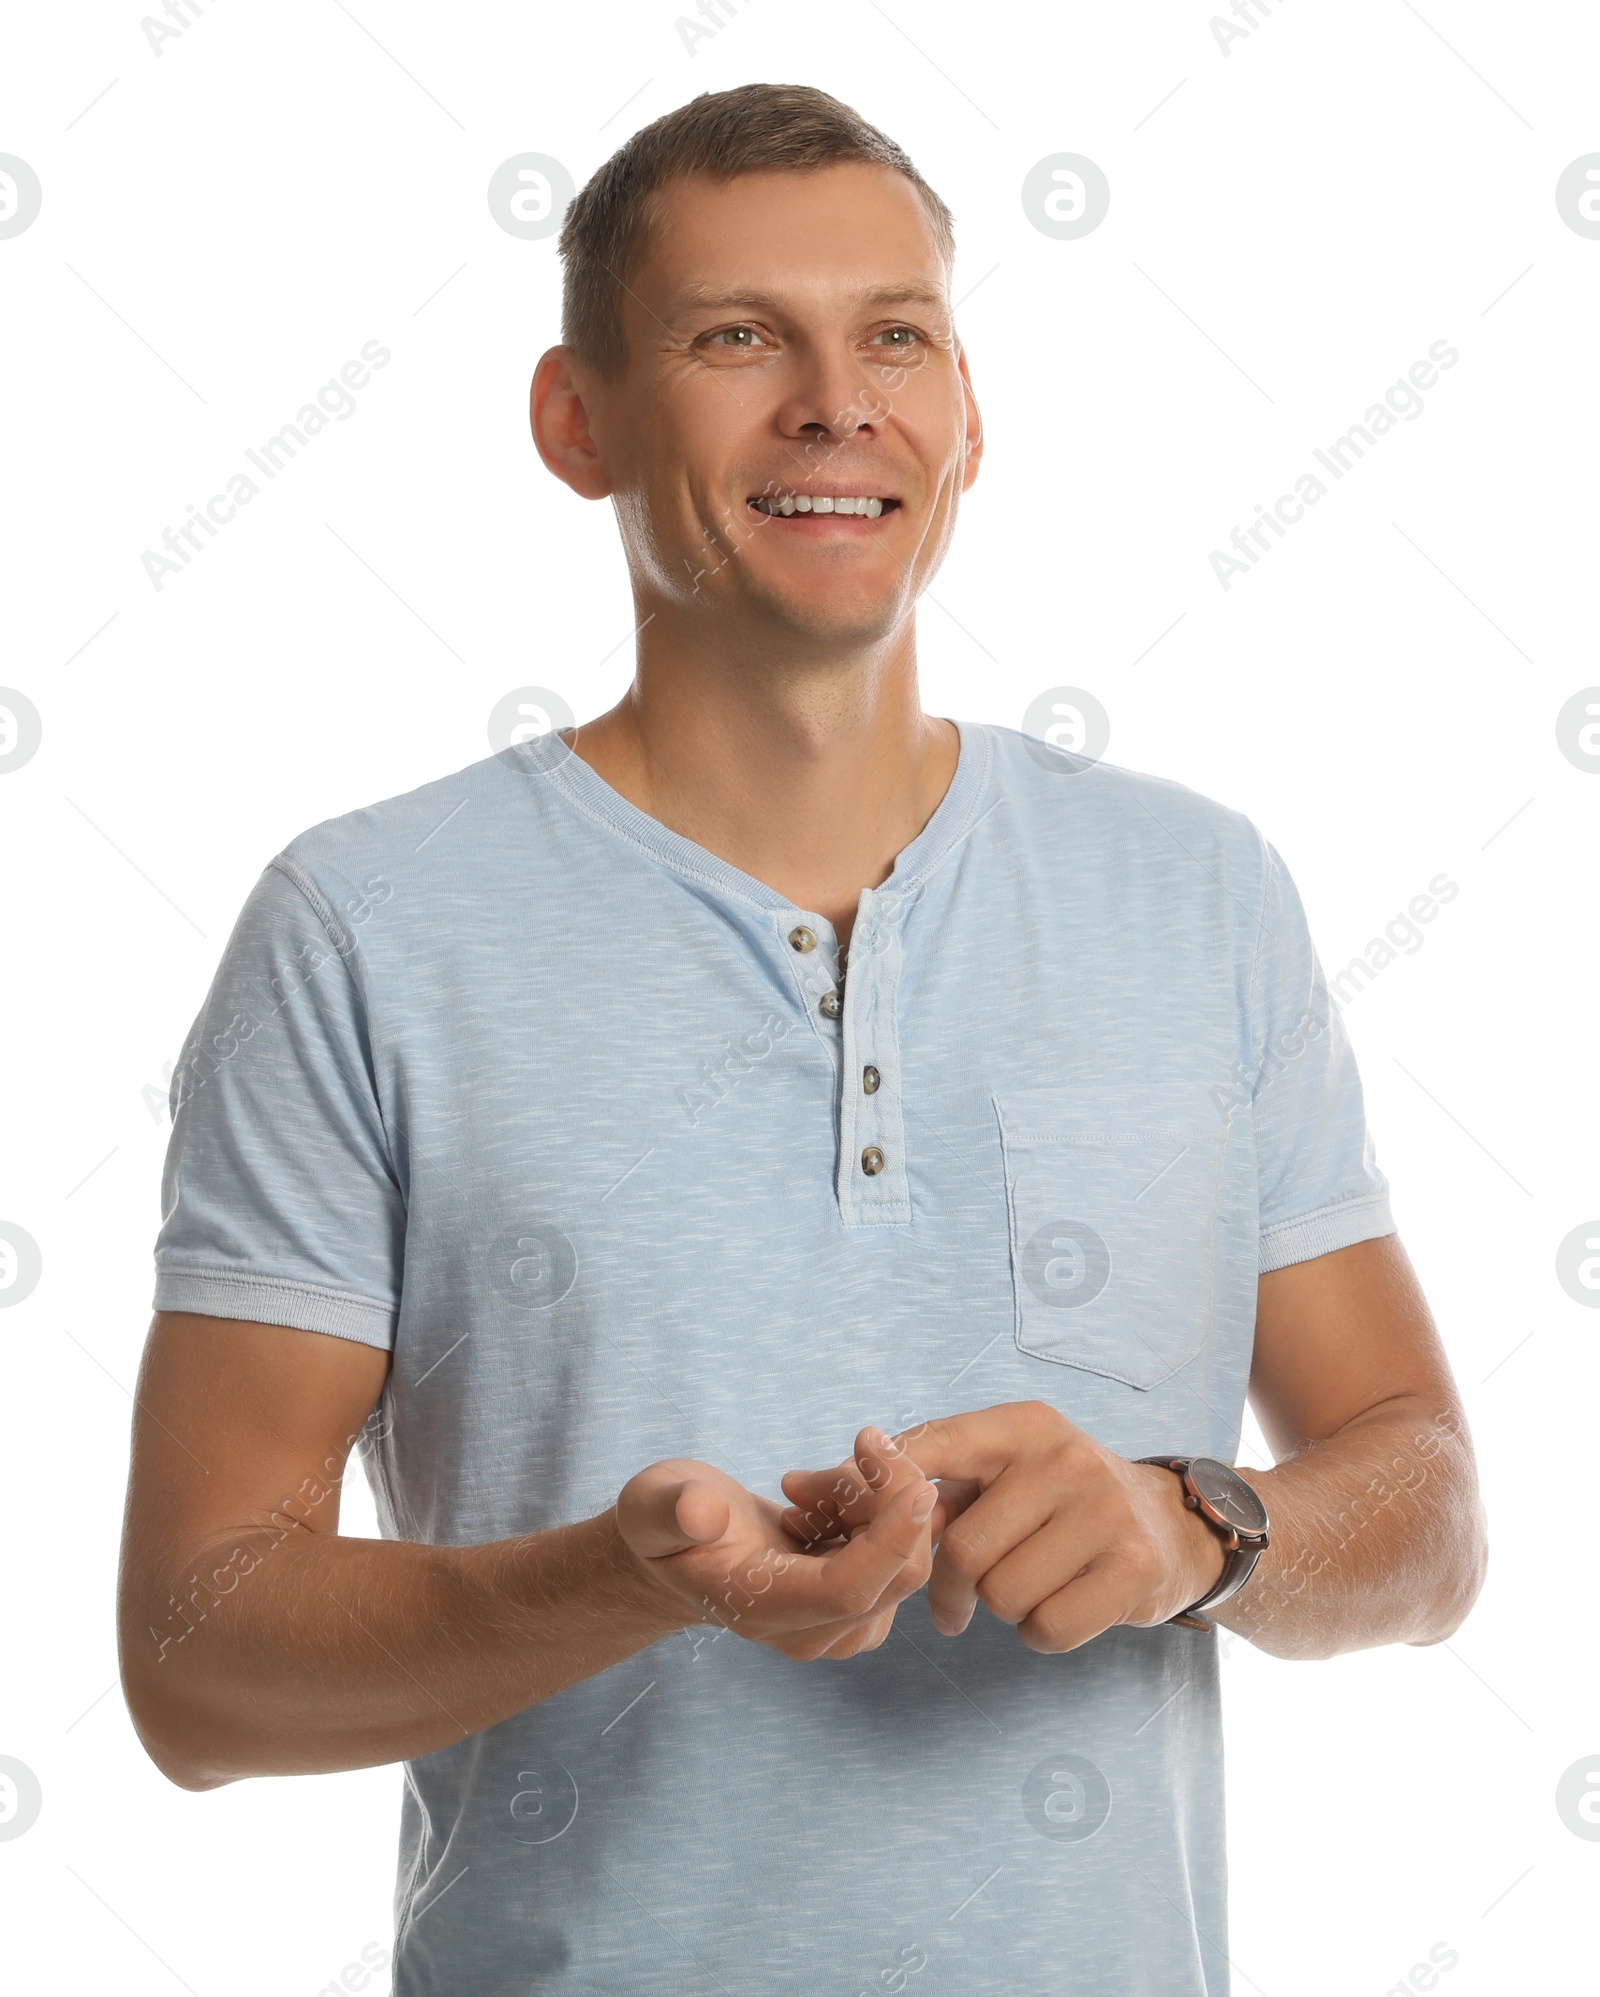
[508,716,995,913]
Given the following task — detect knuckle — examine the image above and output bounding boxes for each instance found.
[940,1530,988,1582]
[885,1559,931,1607]
[846,1605,886,1653]
[976,1574,1021,1624]
[1020,1613,1068,1654]
[832,1580,879,1619]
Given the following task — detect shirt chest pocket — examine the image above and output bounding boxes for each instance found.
[995,1086,1232,1391]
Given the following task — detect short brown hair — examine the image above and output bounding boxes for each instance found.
[558,83,955,376]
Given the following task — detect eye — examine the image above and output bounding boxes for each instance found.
[868,325,922,351]
[703,325,769,350]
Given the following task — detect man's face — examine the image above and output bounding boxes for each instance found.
[586,161,981,648]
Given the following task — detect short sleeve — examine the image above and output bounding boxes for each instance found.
[1247,840,1396,1273]
[152,855,403,1348]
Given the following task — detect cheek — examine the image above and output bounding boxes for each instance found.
[895,372,972,461]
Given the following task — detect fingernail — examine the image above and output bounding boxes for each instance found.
[863,1427,894,1452]
[910,1485,937,1523]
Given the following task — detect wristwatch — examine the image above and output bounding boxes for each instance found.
[1135,1455,1271,1630]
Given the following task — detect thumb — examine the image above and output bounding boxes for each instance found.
[616,1464,732,1560]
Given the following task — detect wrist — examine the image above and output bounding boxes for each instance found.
[591,1506,705,1642]
[1135,1454,1273,1624]
[1206,1466,1272,1629]
[1174,1487,1230,1607]
[498,1510,691,1648]
[1134,1462,1225,1616]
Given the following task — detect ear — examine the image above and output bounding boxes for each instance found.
[957,346,984,493]
[530,346,613,501]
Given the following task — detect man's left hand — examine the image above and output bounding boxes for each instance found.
[780,1402,1229,1652]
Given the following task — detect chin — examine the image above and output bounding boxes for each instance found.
[745,579,909,650]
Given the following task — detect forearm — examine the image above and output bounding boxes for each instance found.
[1214,1394,1488,1660]
[120,1509,684,1789]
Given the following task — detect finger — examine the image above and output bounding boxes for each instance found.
[791,1479,937,1621]
[893,1402,1085,1486]
[802,1479,982,1548]
[616,1466,732,1560]
[779,1508,850,1550]
[774,1603,895,1663]
[853,1426,928,1500]
[777,1470,852,1546]
[782,1428,924,1536]
[932,1478,983,1530]
[925,1471,1066,1634]
[777,1428,903,1540]
[814,1602,898,1660]
[1017,1562,1138,1655]
[779,1468,827,1504]
[780,1440,881,1519]
[802,1535,938,1657]
[961,1519,1097,1630]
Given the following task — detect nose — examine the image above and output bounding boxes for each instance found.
[773,345,886,469]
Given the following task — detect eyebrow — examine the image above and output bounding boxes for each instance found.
[664,281,951,317]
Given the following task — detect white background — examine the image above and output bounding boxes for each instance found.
[2,1,1597,1991]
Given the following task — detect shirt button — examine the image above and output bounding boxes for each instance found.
[862,1065,881,1094]
[861,1146,886,1176]
[788,925,817,954]
[819,990,842,1019]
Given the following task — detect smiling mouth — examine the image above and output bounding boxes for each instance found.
[747,493,898,519]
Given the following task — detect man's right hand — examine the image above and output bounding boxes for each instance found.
[118,1315,941,1791]
[614,1456,937,1661]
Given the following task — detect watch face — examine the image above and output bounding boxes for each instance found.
[1188,1458,1269,1537]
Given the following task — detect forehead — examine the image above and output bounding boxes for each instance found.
[630,162,950,316]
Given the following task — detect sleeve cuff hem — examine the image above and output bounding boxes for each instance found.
[1258,1193,1396,1274]
[151,1268,397,1350]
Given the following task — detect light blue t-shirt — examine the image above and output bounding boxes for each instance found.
[153,721,1393,1996]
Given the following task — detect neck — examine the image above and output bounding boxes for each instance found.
[567,602,959,952]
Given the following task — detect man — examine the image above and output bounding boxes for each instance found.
[119,83,1487,1996]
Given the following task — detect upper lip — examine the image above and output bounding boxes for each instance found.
[748,481,900,501]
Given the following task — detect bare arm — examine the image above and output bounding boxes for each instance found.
[1213,1234,1489,1659]
[117,1314,937,1791]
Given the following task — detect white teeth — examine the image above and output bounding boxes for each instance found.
[752,494,889,517]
